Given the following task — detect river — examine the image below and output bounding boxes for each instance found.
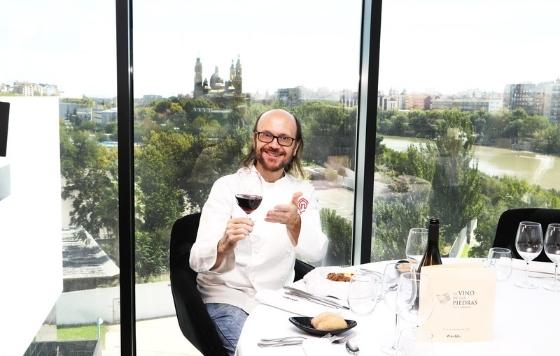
[381,136,560,191]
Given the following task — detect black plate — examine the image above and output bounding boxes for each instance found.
[288,316,357,336]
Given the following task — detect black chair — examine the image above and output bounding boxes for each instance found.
[169,212,227,356]
[169,212,315,356]
[493,208,560,262]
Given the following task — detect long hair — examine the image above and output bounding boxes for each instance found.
[242,110,304,177]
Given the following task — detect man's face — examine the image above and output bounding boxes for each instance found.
[254,110,299,175]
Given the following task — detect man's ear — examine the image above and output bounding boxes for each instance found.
[293,142,300,157]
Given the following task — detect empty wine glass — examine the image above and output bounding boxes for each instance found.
[544,223,560,292]
[485,247,512,281]
[396,272,434,328]
[348,270,382,315]
[381,262,401,355]
[405,228,428,270]
[515,221,543,289]
[235,167,263,239]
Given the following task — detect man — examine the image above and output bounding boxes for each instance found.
[189,109,328,355]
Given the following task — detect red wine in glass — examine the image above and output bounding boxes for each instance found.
[235,194,263,214]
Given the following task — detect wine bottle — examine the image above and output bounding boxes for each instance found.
[417,218,442,273]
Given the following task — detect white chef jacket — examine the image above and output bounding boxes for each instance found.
[189,165,328,313]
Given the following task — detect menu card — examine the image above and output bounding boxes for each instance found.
[419,263,496,342]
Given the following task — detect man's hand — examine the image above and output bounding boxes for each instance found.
[212,217,253,270]
[265,192,302,245]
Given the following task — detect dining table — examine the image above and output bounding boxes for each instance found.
[235,258,560,356]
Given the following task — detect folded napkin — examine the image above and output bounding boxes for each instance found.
[303,266,354,301]
[255,289,341,316]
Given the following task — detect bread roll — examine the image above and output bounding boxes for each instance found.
[310,312,348,331]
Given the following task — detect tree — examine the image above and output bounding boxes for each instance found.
[60,123,119,261]
[320,209,352,265]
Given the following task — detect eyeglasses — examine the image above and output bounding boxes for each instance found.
[255,131,296,147]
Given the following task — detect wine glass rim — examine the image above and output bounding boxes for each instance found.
[547,223,560,228]
[519,221,541,226]
[489,247,511,253]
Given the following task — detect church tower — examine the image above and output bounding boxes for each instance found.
[194,57,203,98]
[233,56,242,95]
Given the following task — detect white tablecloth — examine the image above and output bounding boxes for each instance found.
[236,259,560,356]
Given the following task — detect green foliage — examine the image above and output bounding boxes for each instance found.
[320,209,352,266]
[57,324,107,341]
[294,102,356,166]
[372,196,429,261]
[60,122,119,253]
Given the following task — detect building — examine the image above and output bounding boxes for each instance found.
[543,79,560,123]
[432,98,502,112]
[93,107,118,125]
[11,81,60,96]
[276,87,302,106]
[193,57,242,99]
[503,83,545,116]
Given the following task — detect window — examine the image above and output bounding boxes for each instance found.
[133,0,362,352]
[373,0,560,261]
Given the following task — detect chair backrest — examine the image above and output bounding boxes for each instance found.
[493,208,560,262]
[169,212,227,356]
[169,212,316,355]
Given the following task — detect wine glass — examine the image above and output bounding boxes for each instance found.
[544,223,560,292]
[515,221,543,289]
[235,167,263,238]
[396,272,433,328]
[405,228,428,270]
[347,270,382,315]
[485,247,512,281]
[381,262,401,355]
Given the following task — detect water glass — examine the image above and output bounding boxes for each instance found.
[485,247,512,281]
[515,221,543,289]
[544,223,560,292]
[348,271,382,315]
[405,228,428,270]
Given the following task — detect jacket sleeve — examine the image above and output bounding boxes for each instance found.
[294,183,328,263]
[189,177,236,273]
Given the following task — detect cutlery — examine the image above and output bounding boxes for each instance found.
[258,339,304,347]
[345,337,360,354]
[283,286,350,309]
[260,336,306,342]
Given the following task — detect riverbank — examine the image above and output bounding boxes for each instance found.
[381,135,560,190]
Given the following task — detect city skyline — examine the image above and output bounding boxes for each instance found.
[1,0,559,98]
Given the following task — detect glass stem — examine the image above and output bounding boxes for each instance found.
[392,313,400,349]
[555,264,559,286]
[525,260,530,283]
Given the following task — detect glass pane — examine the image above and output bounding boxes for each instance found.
[133,0,361,353]
[374,0,560,260]
[0,1,120,354]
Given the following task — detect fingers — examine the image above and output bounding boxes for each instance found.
[291,191,303,205]
[219,218,253,253]
[265,204,299,225]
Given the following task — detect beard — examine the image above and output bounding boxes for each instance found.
[255,147,292,173]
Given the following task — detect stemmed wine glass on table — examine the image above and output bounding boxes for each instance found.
[515,221,543,289]
[406,228,428,271]
[235,167,263,239]
[544,223,560,292]
[381,262,401,355]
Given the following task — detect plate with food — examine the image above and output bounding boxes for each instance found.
[303,266,356,300]
[289,312,357,336]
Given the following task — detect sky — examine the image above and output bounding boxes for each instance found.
[0,0,559,98]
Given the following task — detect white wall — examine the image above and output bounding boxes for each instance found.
[51,282,176,325]
[0,96,62,355]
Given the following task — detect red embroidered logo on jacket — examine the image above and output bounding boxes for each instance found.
[297,197,309,214]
